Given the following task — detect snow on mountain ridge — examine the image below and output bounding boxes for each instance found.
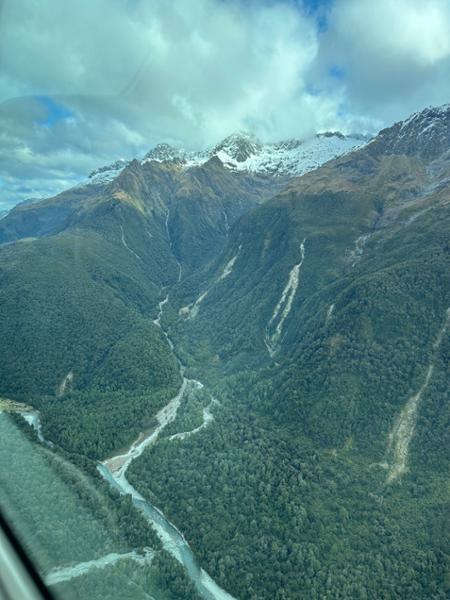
[399,103,450,134]
[213,132,263,163]
[369,103,450,161]
[84,131,370,187]
[177,131,369,176]
[88,159,129,185]
[143,143,186,163]
[209,132,369,176]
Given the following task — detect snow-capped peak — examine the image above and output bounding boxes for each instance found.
[371,103,450,160]
[83,130,370,189]
[143,143,185,163]
[399,103,450,133]
[213,132,262,163]
[201,131,369,176]
[88,159,130,184]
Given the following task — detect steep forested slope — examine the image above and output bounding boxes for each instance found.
[0,155,282,458]
[126,106,450,599]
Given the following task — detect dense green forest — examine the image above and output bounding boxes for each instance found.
[128,375,450,600]
[0,228,181,458]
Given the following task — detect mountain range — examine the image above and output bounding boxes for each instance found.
[86,130,369,185]
[0,105,449,599]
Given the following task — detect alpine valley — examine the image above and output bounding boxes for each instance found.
[0,109,449,599]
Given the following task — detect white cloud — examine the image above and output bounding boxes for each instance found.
[0,0,333,142]
[0,0,346,208]
[1,0,450,209]
[321,0,450,123]
[335,0,450,66]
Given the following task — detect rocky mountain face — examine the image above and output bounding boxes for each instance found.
[0,155,287,274]
[2,128,364,274]
[368,103,450,161]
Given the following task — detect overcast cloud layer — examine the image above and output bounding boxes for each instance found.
[1,0,450,209]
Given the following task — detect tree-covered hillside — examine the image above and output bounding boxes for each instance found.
[0,227,180,458]
[0,104,449,599]
[128,106,450,599]
[0,154,281,458]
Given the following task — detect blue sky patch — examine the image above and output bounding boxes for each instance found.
[296,0,333,31]
[34,96,74,127]
[329,65,345,80]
